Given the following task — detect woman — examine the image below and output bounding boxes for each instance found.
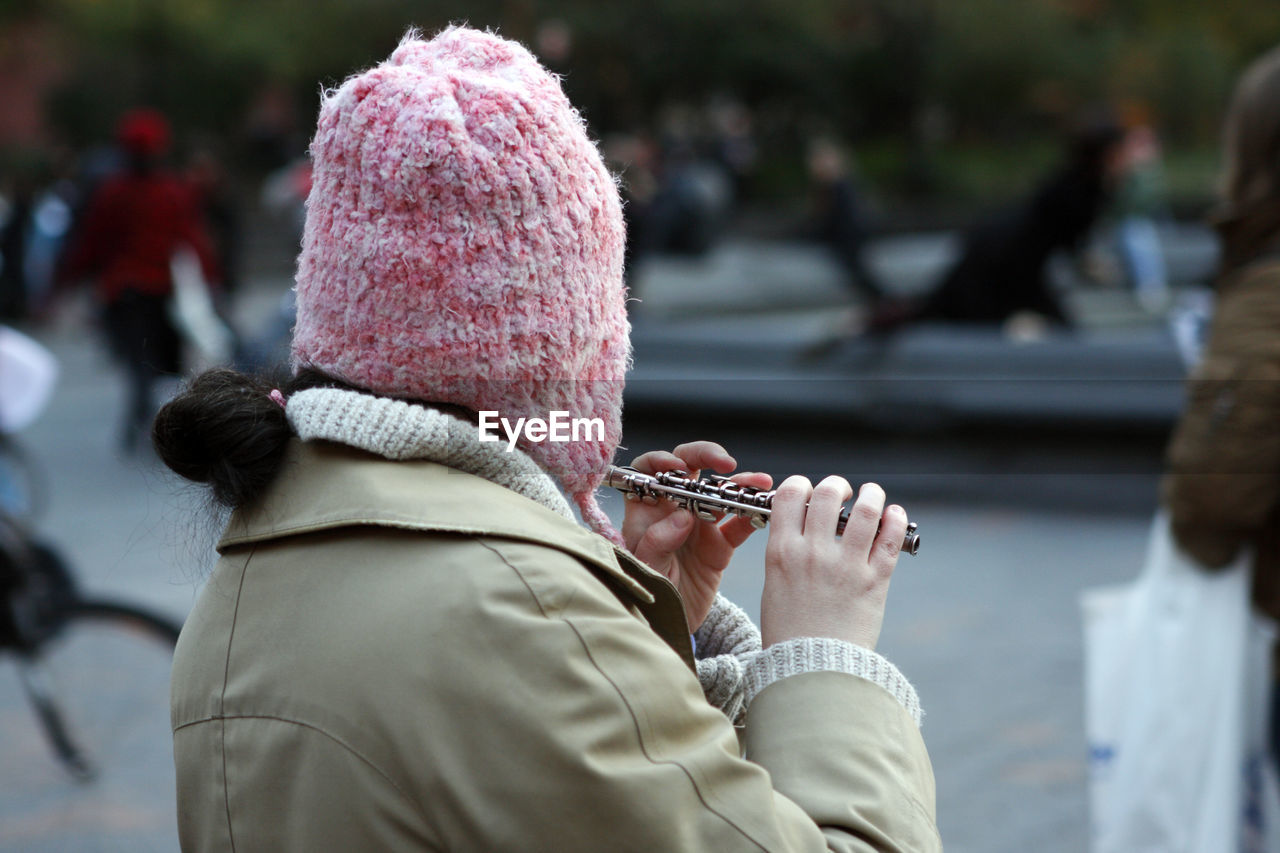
[1163,45,1280,772]
[155,28,938,852]
[871,116,1124,333]
[59,109,221,453]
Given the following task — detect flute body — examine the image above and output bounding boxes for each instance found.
[606,465,920,556]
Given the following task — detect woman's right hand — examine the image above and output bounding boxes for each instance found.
[760,476,909,651]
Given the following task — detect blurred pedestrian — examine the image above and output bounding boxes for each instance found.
[1162,44,1280,776]
[632,105,733,261]
[708,96,758,202]
[1110,109,1171,314]
[184,145,242,298]
[0,173,35,322]
[602,131,660,287]
[24,151,83,314]
[804,136,888,304]
[875,115,1125,332]
[259,154,312,248]
[57,108,221,454]
[153,28,938,852]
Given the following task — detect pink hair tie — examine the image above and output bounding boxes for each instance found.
[269,389,287,409]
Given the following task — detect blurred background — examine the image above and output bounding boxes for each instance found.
[3,1,1280,851]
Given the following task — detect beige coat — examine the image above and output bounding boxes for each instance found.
[172,440,940,851]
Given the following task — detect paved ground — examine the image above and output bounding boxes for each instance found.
[0,230,1192,851]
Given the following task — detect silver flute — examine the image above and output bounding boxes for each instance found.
[606,465,920,556]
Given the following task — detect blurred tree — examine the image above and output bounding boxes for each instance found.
[5,0,1279,199]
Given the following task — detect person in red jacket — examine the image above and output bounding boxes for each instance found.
[59,109,220,453]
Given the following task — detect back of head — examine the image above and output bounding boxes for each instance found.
[116,108,171,170]
[1064,110,1124,178]
[291,27,629,533]
[1218,45,1280,257]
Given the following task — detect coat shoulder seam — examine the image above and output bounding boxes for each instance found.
[178,713,435,831]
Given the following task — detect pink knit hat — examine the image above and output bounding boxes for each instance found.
[291,27,630,541]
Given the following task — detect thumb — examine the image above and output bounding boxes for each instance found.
[632,509,695,569]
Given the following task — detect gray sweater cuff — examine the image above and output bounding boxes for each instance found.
[694,594,761,660]
[695,655,747,725]
[742,638,923,727]
[693,595,762,724]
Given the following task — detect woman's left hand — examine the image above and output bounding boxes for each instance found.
[622,442,772,632]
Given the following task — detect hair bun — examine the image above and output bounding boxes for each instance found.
[152,369,293,509]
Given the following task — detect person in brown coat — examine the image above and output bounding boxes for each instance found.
[1162,44,1280,771]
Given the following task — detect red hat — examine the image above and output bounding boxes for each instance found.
[116,108,171,158]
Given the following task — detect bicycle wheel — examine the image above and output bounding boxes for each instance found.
[1,598,182,852]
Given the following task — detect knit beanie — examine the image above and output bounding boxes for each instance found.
[291,27,629,542]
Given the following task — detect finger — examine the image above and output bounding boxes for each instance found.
[628,442,734,477]
[631,509,696,569]
[670,441,736,475]
[629,449,691,475]
[692,470,773,524]
[768,475,811,536]
[869,504,909,578]
[840,482,886,557]
[804,475,854,539]
[729,471,773,490]
[620,491,678,542]
[719,513,765,549]
[676,471,770,549]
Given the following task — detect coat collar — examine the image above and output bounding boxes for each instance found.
[283,387,576,521]
[219,440,694,669]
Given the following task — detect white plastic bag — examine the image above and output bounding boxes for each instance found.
[0,325,58,433]
[169,247,235,366]
[1082,511,1280,853]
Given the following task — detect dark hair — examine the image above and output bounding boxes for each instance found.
[1065,110,1124,173]
[152,367,347,510]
